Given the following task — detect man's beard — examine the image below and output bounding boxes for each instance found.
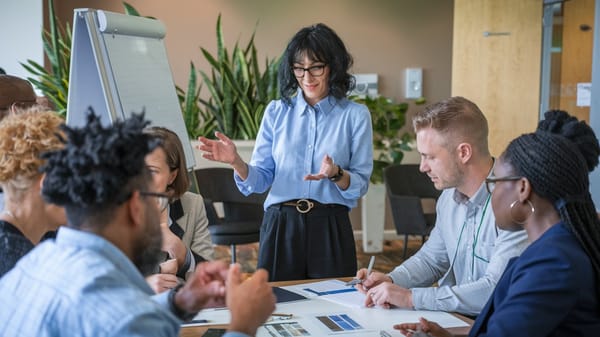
[133,207,163,276]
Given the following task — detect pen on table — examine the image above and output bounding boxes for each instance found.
[267,313,293,321]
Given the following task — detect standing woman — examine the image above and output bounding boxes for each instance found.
[0,110,66,277]
[199,23,373,281]
[395,110,600,337]
[144,127,213,292]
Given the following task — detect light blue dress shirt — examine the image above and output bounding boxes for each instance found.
[235,90,373,209]
[388,183,529,316]
[0,226,248,337]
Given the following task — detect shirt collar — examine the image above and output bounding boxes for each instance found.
[295,87,338,116]
[452,157,496,209]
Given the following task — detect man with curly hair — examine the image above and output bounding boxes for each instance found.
[0,111,275,337]
[0,109,66,276]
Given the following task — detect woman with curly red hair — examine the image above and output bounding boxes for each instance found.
[0,109,66,276]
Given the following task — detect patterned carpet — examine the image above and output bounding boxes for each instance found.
[213,236,425,275]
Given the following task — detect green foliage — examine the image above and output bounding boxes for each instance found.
[195,14,281,140]
[352,95,425,184]
[21,0,70,116]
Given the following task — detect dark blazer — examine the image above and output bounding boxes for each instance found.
[470,222,600,337]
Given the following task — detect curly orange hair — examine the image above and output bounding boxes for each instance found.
[0,110,64,191]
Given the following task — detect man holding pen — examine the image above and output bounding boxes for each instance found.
[355,97,528,316]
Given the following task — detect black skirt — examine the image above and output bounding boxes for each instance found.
[257,200,357,281]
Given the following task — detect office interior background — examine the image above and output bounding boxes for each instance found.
[1,0,599,210]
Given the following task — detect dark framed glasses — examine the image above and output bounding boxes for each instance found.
[140,191,169,211]
[292,64,326,78]
[485,176,523,194]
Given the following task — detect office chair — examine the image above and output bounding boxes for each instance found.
[194,167,267,263]
[383,164,441,258]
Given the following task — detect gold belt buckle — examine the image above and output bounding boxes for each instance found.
[295,199,314,213]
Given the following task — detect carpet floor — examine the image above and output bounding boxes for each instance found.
[213,236,426,275]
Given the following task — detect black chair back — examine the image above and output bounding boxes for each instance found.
[194,167,267,263]
[383,164,441,257]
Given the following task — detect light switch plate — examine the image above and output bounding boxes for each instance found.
[405,68,422,99]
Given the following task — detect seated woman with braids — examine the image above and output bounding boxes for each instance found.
[0,110,66,277]
[395,110,600,337]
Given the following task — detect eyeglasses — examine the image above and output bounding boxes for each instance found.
[485,176,523,194]
[292,64,326,78]
[140,191,170,212]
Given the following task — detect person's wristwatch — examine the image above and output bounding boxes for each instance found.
[168,283,197,321]
[329,165,344,182]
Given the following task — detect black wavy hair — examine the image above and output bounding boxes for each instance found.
[502,110,600,291]
[41,109,158,228]
[278,23,355,104]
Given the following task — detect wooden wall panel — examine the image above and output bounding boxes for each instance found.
[452,0,542,157]
[559,0,595,123]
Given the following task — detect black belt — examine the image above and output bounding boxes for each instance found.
[280,199,345,214]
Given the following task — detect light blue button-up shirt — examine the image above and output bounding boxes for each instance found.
[235,90,373,209]
[388,183,529,316]
[0,226,249,337]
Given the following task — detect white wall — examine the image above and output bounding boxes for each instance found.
[0,0,44,93]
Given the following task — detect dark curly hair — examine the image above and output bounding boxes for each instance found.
[278,23,355,104]
[41,109,159,228]
[502,110,600,293]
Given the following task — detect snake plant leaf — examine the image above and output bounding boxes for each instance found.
[122,2,141,16]
[193,15,281,139]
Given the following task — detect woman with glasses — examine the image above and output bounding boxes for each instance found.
[144,126,213,293]
[199,23,373,281]
[0,109,66,277]
[395,110,600,337]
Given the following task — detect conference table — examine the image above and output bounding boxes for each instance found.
[180,278,473,337]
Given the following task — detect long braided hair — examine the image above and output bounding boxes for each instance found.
[501,110,600,291]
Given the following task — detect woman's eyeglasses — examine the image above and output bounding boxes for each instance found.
[140,191,169,211]
[485,176,523,194]
[292,64,326,78]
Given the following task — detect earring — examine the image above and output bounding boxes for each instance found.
[510,200,535,224]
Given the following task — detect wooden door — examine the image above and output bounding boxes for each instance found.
[559,0,595,122]
[452,0,543,156]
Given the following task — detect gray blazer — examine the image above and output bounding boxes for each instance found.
[169,191,214,262]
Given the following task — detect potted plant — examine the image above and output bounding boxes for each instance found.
[351,94,424,253]
[21,0,70,117]
[352,95,424,183]
[184,14,281,141]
